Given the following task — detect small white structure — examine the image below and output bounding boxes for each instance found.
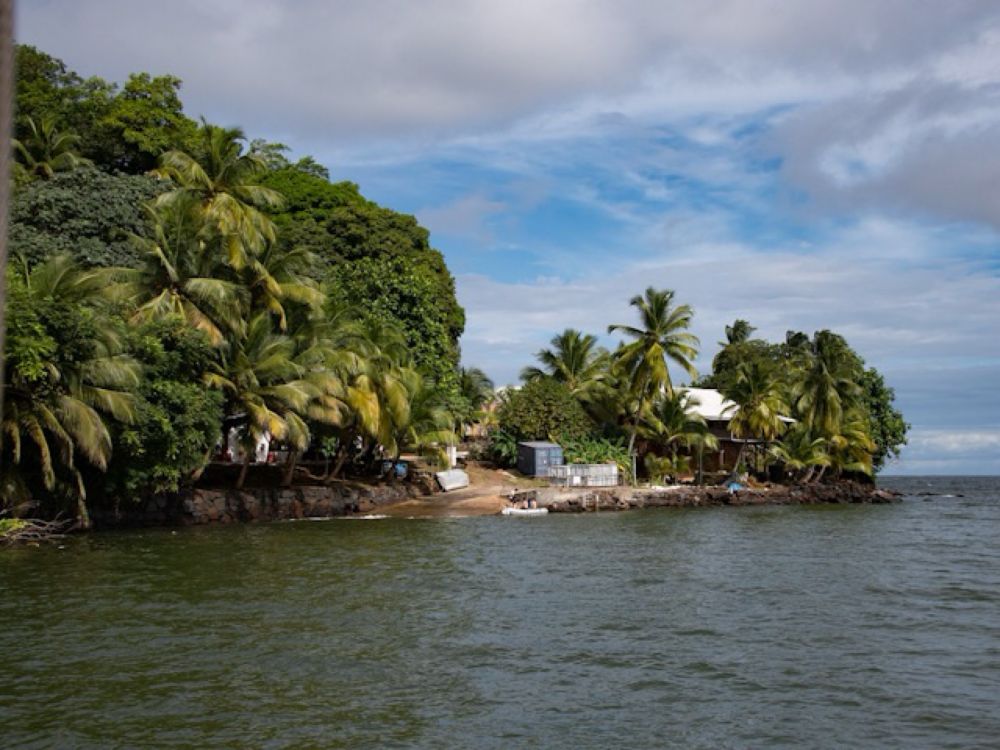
[436,469,470,492]
[549,463,619,488]
[226,426,271,463]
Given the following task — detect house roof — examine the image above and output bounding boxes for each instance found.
[518,441,562,449]
[679,387,796,424]
[678,387,738,421]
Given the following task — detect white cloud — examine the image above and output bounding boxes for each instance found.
[910,430,1000,454]
[456,216,1000,472]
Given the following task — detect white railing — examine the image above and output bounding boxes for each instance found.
[549,463,619,487]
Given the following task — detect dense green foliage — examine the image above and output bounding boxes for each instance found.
[261,166,465,385]
[2,44,477,524]
[496,378,594,442]
[105,320,224,497]
[501,297,908,484]
[10,167,165,267]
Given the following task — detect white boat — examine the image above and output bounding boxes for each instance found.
[501,506,549,516]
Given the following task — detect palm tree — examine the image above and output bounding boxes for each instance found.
[608,288,700,467]
[640,390,719,484]
[825,411,876,480]
[640,390,718,459]
[206,313,321,489]
[155,120,284,269]
[769,426,830,482]
[2,256,139,527]
[12,116,92,180]
[387,369,455,469]
[457,366,494,436]
[794,330,862,440]
[521,329,609,398]
[724,360,789,472]
[247,243,324,332]
[117,199,247,346]
[722,319,756,346]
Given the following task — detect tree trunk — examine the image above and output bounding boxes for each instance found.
[813,465,827,484]
[75,496,92,530]
[802,465,816,484]
[236,453,251,489]
[329,445,349,480]
[733,442,747,474]
[282,450,299,487]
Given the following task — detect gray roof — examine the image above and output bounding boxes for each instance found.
[518,441,562,449]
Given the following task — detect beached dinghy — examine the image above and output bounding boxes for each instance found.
[501,506,549,516]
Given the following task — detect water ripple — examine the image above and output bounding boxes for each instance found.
[1,476,999,748]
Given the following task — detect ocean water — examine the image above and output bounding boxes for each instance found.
[2,476,998,749]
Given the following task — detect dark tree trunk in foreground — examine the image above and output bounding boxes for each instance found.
[236,453,251,489]
[282,451,299,487]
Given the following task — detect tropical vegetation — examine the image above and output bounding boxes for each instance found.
[490,302,907,485]
[2,45,492,527]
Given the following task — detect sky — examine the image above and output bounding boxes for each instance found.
[17,0,1000,474]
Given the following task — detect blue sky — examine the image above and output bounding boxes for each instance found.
[18,1,1000,474]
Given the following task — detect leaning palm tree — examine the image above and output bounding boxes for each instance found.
[793,330,862,441]
[115,199,247,346]
[12,116,92,180]
[206,313,320,489]
[457,366,494,436]
[155,120,284,269]
[640,390,719,484]
[2,257,139,527]
[387,368,455,469]
[640,390,718,460]
[724,359,789,472]
[769,425,830,482]
[608,288,700,467]
[825,411,876,481]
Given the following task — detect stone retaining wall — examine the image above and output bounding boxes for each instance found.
[92,482,425,527]
[509,482,900,513]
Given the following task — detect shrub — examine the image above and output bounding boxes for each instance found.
[497,378,594,442]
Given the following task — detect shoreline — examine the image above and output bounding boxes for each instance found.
[58,477,901,530]
[507,481,900,513]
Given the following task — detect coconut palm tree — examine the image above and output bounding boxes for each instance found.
[386,368,455,469]
[155,120,284,269]
[722,319,756,346]
[12,116,92,180]
[117,199,248,346]
[2,256,139,527]
[826,411,876,480]
[640,390,718,459]
[640,390,719,484]
[206,313,321,488]
[457,366,494,436]
[608,288,700,466]
[793,330,862,441]
[521,329,609,396]
[769,426,830,482]
[724,359,789,472]
[247,243,325,332]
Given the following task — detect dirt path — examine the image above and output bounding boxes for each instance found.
[377,484,511,517]
[373,464,548,518]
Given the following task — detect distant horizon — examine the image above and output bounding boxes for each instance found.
[15,2,1000,475]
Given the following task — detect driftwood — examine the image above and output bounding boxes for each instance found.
[0,517,73,546]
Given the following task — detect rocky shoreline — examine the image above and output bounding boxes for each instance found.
[508,481,901,513]
[91,482,424,527]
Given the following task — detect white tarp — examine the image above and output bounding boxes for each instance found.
[435,469,469,492]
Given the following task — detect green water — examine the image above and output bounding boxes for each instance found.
[3,477,999,748]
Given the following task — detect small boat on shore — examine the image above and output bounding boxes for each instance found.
[501,506,549,517]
